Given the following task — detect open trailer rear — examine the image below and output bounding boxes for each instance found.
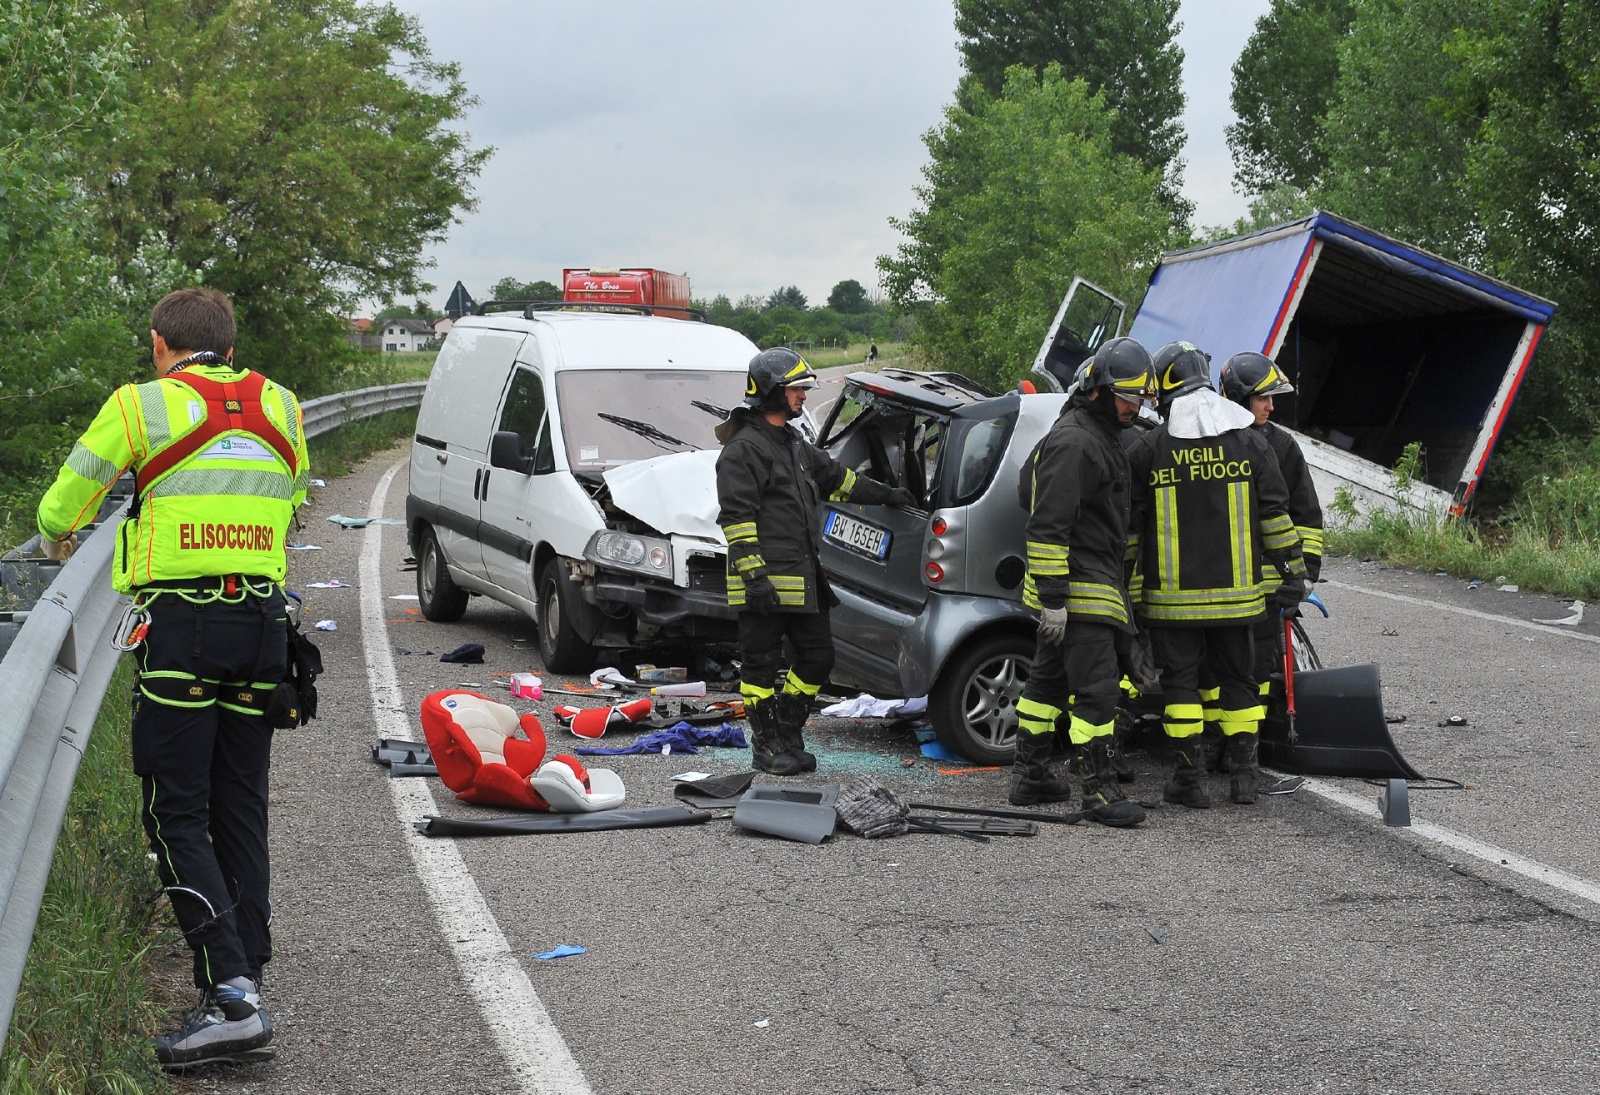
[1127,212,1557,518]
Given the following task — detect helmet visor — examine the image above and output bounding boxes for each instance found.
[1252,365,1295,398]
[1108,370,1157,402]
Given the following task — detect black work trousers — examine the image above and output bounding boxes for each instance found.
[133,587,285,990]
[1149,624,1256,737]
[1019,621,1121,740]
[737,606,836,696]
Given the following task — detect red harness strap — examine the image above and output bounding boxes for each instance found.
[135,371,300,497]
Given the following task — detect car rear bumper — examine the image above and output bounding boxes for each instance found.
[828,583,1034,698]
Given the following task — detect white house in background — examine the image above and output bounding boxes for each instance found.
[380,317,435,352]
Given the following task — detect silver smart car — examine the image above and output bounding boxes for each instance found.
[814,279,1131,764]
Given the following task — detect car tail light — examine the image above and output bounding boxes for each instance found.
[925,562,945,583]
[930,516,948,536]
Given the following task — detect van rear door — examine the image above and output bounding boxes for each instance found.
[413,326,527,579]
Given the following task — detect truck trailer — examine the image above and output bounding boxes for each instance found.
[1126,212,1557,519]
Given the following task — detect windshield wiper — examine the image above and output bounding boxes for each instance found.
[691,399,731,419]
[597,412,688,451]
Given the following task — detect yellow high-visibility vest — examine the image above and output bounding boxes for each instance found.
[37,364,308,593]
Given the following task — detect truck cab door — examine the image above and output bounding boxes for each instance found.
[1029,276,1127,392]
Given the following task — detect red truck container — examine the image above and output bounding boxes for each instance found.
[562,267,692,318]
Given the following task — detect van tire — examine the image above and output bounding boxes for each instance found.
[538,557,597,674]
[417,527,468,622]
[929,631,1032,766]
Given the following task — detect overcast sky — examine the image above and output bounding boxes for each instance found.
[389,0,1272,312]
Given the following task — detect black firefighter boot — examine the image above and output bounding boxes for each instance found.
[1079,738,1146,828]
[748,699,802,777]
[773,691,818,773]
[1163,737,1212,809]
[1110,711,1137,783]
[1227,731,1260,804]
[1008,731,1076,807]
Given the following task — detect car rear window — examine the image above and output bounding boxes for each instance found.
[555,369,746,469]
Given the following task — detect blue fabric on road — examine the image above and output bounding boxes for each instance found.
[574,721,747,756]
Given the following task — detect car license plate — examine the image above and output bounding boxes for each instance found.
[824,510,891,559]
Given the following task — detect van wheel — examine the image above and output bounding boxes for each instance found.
[929,632,1032,765]
[417,527,468,622]
[538,557,597,674]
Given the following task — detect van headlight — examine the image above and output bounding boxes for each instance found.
[585,530,674,581]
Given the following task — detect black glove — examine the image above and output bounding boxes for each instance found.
[885,487,917,509]
[1276,578,1310,616]
[744,574,779,616]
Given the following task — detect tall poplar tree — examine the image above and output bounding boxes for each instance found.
[954,0,1189,220]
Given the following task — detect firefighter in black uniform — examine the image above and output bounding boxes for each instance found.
[715,349,913,775]
[1012,338,1153,826]
[1196,353,1326,774]
[1220,350,1324,703]
[1127,341,1309,807]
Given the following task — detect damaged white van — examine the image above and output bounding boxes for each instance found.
[405,303,759,672]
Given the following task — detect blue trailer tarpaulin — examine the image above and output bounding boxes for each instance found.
[1131,225,1315,370]
[1128,211,1557,514]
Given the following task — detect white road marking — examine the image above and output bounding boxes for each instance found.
[360,460,594,1095]
[1302,779,1600,909]
[1320,578,1600,645]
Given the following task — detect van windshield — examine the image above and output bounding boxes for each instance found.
[556,369,747,469]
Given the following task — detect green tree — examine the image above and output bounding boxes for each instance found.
[83,0,490,395]
[765,285,808,311]
[1316,0,1486,258]
[490,277,560,301]
[879,64,1172,391]
[954,0,1189,218]
[372,299,439,325]
[0,2,163,520]
[1315,0,1600,437]
[1227,0,1355,194]
[827,279,870,314]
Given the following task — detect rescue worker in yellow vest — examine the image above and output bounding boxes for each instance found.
[715,349,913,775]
[36,288,307,1069]
[1012,338,1153,826]
[1126,341,1308,808]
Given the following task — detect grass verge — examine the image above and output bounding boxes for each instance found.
[1329,514,1600,601]
[0,657,173,1095]
[305,407,418,481]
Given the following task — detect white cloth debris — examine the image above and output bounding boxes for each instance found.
[819,693,930,719]
[1534,600,1585,626]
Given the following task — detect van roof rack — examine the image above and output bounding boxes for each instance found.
[475,300,707,322]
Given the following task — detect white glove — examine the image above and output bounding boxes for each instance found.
[41,533,77,562]
[1038,605,1069,646]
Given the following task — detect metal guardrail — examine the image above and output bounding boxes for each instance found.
[0,381,424,1044]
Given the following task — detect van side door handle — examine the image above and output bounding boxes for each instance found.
[482,469,491,497]
[473,468,482,499]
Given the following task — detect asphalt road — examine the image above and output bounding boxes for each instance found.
[173,440,1600,1095]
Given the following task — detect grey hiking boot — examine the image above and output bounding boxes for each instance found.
[153,977,274,1070]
